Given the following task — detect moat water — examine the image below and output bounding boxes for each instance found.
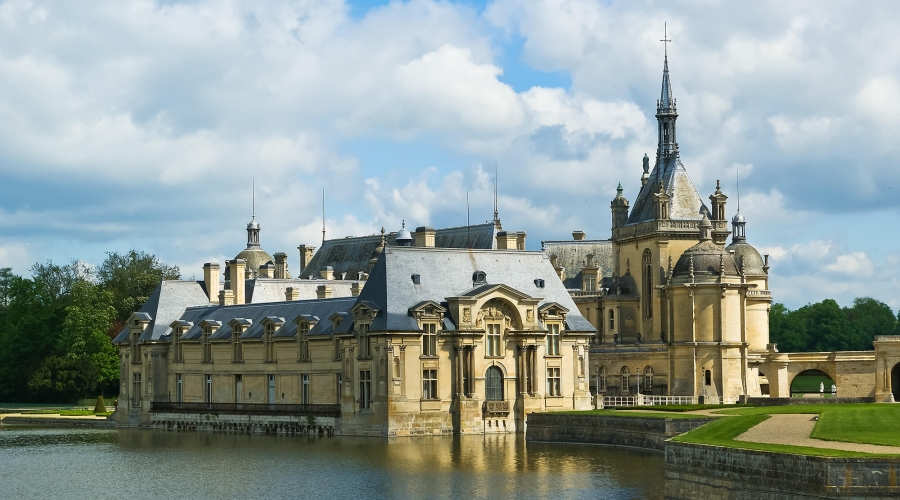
[0,426,665,499]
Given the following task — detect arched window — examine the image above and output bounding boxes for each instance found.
[644,366,654,393]
[486,366,503,401]
[705,370,712,386]
[598,366,607,392]
[608,309,615,331]
[642,250,653,319]
[621,366,630,392]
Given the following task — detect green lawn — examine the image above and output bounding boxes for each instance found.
[609,404,750,412]
[790,374,835,393]
[673,403,900,457]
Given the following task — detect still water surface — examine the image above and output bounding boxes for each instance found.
[0,426,664,500]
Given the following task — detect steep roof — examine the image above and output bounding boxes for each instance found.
[626,156,708,225]
[112,280,211,343]
[541,239,616,290]
[299,222,499,279]
[356,247,595,333]
[246,278,361,303]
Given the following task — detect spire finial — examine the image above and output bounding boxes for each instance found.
[736,168,741,214]
[322,188,325,244]
[493,164,501,230]
[252,178,255,220]
[660,22,671,60]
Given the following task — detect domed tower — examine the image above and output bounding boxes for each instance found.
[664,211,754,401]
[610,183,630,230]
[725,209,772,352]
[395,221,413,247]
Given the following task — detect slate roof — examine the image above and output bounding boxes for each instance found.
[541,239,616,290]
[357,246,595,333]
[246,278,361,303]
[299,222,499,279]
[112,281,212,343]
[176,297,357,341]
[626,155,708,225]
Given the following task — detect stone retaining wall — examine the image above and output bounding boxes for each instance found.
[525,413,712,452]
[149,412,339,436]
[665,441,900,499]
[0,416,115,428]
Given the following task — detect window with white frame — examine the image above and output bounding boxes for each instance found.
[547,367,561,396]
[644,366,654,392]
[422,323,438,356]
[598,366,607,392]
[546,323,560,356]
[486,323,502,357]
[301,374,310,404]
[608,310,615,331]
[422,369,438,399]
[621,366,630,392]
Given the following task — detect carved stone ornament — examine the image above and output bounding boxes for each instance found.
[526,309,533,323]
[479,299,515,327]
[462,307,471,323]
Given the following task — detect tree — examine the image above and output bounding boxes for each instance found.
[59,281,119,394]
[29,259,96,301]
[98,250,179,321]
[803,299,859,352]
[844,297,897,350]
[768,303,808,352]
[0,267,13,308]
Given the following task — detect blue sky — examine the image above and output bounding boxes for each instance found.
[0,0,898,311]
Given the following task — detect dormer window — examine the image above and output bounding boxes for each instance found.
[233,327,243,362]
[174,327,183,362]
[202,326,212,363]
[422,323,438,357]
[546,323,560,356]
[411,274,421,285]
[265,323,276,362]
[298,321,310,362]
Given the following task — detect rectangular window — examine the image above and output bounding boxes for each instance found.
[334,339,342,361]
[336,373,342,404]
[547,367,561,397]
[358,324,370,358]
[233,334,243,362]
[299,337,309,361]
[422,323,437,356]
[131,332,141,364]
[205,374,212,404]
[265,325,275,362]
[547,324,560,356]
[486,324,501,357]
[422,369,438,400]
[174,330,183,362]
[176,374,183,404]
[359,370,371,410]
[202,328,212,363]
[301,374,310,404]
[132,373,141,407]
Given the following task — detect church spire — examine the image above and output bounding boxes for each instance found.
[656,23,678,160]
[246,180,261,249]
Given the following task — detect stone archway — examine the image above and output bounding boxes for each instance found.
[891,364,900,402]
[790,369,836,397]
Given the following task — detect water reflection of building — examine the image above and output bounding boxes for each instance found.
[115,220,594,436]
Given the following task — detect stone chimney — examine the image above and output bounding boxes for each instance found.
[316,285,332,299]
[497,231,523,250]
[227,259,246,304]
[414,226,436,247]
[203,262,220,304]
[572,231,586,241]
[297,245,316,275]
[274,252,289,279]
[259,261,275,279]
[285,286,299,301]
[219,289,235,306]
[319,266,334,280]
[351,282,362,297]
[516,231,527,250]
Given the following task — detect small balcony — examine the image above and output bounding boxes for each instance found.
[483,400,510,416]
[151,402,341,417]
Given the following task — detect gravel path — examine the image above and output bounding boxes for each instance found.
[735,413,900,454]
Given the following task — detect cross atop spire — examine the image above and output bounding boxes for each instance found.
[660,22,671,60]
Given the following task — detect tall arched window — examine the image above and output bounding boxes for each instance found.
[642,250,652,319]
[644,366,654,393]
[621,366,630,392]
[598,366,607,392]
[486,366,503,401]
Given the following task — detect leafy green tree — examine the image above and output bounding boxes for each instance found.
[0,267,13,308]
[59,281,119,394]
[768,303,808,352]
[803,299,859,352]
[844,297,897,350]
[29,259,96,301]
[27,355,98,403]
[98,250,179,321]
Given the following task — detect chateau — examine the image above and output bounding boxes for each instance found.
[114,52,900,437]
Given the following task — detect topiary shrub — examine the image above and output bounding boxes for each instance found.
[93,395,106,414]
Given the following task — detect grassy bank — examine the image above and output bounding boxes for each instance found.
[673,403,900,457]
[557,409,713,419]
[19,409,113,417]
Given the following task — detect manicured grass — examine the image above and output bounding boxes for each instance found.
[671,412,890,458]
[610,404,750,412]
[20,409,113,417]
[556,409,708,419]
[790,374,834,393]
[811,406,900,447]
[675,403,900,456]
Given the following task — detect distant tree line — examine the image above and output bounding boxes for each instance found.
[769,297,900,352]
[0,251,179,403]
